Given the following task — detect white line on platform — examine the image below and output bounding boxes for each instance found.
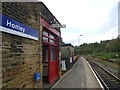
[85,59,104,90]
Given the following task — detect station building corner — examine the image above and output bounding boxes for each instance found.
[0,1,62,88]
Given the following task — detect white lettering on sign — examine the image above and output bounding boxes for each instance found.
[6,20,25,33]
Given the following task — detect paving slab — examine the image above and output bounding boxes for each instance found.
[53,57,103,89]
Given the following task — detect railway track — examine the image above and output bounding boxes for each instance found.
[86,58,120,90]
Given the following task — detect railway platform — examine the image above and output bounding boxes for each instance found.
[52,57,103,89]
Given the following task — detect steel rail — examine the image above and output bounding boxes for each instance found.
[86,58,120,90]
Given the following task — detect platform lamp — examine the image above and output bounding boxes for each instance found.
[49,19,66,28]
[78,35,82,46]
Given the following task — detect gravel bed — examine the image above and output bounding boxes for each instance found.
[91,60,119,78]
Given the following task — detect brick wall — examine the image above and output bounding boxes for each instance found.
[1,2,42,88]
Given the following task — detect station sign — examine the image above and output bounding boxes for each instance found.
[0,14,38,40]
[50,24,66,28]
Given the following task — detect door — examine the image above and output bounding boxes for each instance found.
[42,30,59,84]
[48,45,58,83]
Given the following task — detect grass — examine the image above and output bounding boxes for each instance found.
[91,52,119,60]
[85,56,119,71]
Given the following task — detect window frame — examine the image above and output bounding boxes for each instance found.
[42,29,58,46]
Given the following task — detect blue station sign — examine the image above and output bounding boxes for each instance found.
[0,14,38,40]
[34,72,40,82]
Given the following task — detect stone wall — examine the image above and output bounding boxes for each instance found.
[0,1,2,89]
[1,2,42,88]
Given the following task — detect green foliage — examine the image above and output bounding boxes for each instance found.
[61,48,71,59]
[92,52,118,59]
[86,56,119,71]
[75,38,120,60]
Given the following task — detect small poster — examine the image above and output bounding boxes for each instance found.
[61,60,66,71]
[70,57,72,63]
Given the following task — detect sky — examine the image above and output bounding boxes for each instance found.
[40,0,119,46]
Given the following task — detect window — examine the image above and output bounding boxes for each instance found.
[50,46,56,61]
[42,30,58,44]
[43,36,48,42]
[50,40,56,44]
[43,31,48,36]
[50,34,55,39]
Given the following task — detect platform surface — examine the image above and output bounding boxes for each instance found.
[54,57,102,89]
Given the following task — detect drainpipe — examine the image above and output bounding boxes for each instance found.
[59,28,62,78]
[0,1,2,88]
[34,12,43,88]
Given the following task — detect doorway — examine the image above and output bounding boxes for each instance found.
[43,43,49,84]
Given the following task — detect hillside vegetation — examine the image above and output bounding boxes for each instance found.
[75,37,119,60]
[75,37,120,76]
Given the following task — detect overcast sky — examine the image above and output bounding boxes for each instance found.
[40,0,119,46]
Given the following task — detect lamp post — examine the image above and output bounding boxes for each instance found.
[78,35,82,46]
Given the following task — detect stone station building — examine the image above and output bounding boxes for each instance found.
[0,1,62,88]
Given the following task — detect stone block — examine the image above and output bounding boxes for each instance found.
[2,75,15,83]
[1,2,41,88]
